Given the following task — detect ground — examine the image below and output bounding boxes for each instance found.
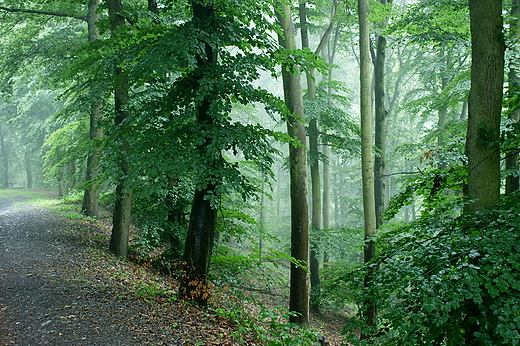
[0,197,346,345]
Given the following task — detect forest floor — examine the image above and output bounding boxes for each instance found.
[0,194,347,345]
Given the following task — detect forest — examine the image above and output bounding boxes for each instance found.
[0,0,519,344]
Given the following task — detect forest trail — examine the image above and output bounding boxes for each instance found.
[0,198,12,216]
[0,206,261,345]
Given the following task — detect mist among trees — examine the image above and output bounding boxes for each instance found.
[1,0,519,344]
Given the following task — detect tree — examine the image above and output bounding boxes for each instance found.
[0,123,9,188]
[107,0,133,257]
[358,0,377,335]
[81,0,103,217]
[505,0,520,195]
[373,0,392,228]
[178,1,220,306]
[276,2,310,328]
[298,0,333,315]
[167,0,283,306]
[465,0,504,211]
[299,2,321,315]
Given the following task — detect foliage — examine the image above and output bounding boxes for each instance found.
[384,164,466,220]
[388,0,470,48]
[43,119,89,186]
[345,193,520,345]
[215,302,322,346]
[303,80,360,156]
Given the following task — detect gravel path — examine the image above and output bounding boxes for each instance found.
[0,198,13,216]
[0,207,254,346]
[0,207,145,345]
[0,202,343,346]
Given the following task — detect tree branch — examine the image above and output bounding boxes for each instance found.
[0,6,86,21]
[314,0,338,56]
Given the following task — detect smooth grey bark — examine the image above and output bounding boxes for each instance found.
[107,0,133,258]
[300,0,338,314]
[276,2,310,328]
[437,54,451,145]
[82,0,103,217]
[373,0,391,229]
[359,0,377,336]
[0,127,8,188]
[460,100,468,120]
[322,25,339,237]
[179,1,220,307]
[25,151,32,189]
[299,2,321,315]
[465,0,504,211]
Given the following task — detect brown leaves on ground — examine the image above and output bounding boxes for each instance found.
[0,207,348,345]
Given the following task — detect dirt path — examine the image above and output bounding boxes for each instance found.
[0,207,147,345]
[0,198,13,216]
[0,202,347,346]
[0,207,262,346]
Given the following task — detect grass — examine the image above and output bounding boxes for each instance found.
[0,188,110,223]
[0,188,61,210]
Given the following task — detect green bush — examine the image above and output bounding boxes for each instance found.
[346,193,520,345]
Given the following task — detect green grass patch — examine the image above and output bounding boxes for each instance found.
[0,188,61,210]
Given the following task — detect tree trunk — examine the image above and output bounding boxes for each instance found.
[180,185,217,305]
[437,52,452,171]
[299,2,321,316]
[506,0,520,195]
[179,1,220,307]
[465,0,504,211]
[276,2,310,328]
[359,0,377,336]
[0,127,9,188]
[460,100,468,120]
[82,0,103,217]
[322,26,339,265]
[107,0,133,258]
[148,0,158,13]
[58,177,63,197]
[25,151,32,189]
[374,0,390,229]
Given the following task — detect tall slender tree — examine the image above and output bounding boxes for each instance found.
[276,2,310,328]
[0,125,8,188]
[359,0,377,336]
[374,0,391,228]
[506,0,520,195]
[82,0,103,217]
[299,1,321,315]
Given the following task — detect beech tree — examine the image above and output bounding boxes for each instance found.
[358,0,377,335]
[178,1,221,305]
[147,0,285,305]
[0,2,104,205]
[107,0,133,257]
[374,0,391,228]
[465,0,504,211]
[276,2,310,328]
[81,0,103,217]
[505,0,520,195]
